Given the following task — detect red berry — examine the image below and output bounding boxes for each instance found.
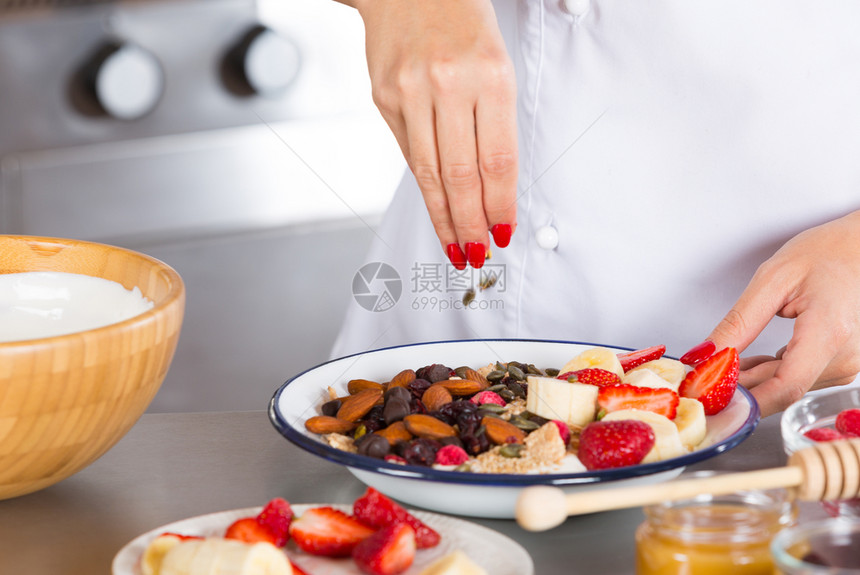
[617,345,667,372]
[158,532,203,541]
[224,517,278,546]
[679,341,716,366]
[678,347,739,415]
[352,487,441,549]
[255,497,293,547]
[558,368,622,387]
[597,384,680,419]
[434,444,470,466]
[469,390,506,406]
[352,523,416,575]
[289,506,375,557]
[551,420,571,445]
[578,420,656,470]
[836,408,860,438]
[384,454,407,465]
[804,428,846,442]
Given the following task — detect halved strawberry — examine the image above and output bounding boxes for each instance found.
[617,345,666,372]
[352,522,416,575]
[578,420,656,470]
[678,347,739,415]
[597,384,679,419]
[557,368,622,387]
[353,487,440,549]
[224,517,278,546]
[289,506,375,557]
[256,497,293,547]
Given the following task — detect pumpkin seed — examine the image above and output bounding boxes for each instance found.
[454,366,470,380]
[455,463,472,472]
[462,288,476,307]
[487,370,506,383]
[353,424,367,441]
[545,368,560,377]
[507,365,525,381]
[509,415,540,431]
[477,403,506,414]
[499,388,516,402]
[499,443,524,458]
[487,383,507,393]
[527,364,543,375]
[508,381,526,398]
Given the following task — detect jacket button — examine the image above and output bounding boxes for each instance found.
[562,0,590,17]
[536,225,559,250]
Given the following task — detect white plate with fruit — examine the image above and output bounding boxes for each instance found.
[112,491,532,575]
[269,339,758,519]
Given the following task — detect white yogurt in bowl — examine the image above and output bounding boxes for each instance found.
[0,271,153,343]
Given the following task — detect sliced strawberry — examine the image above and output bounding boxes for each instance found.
[289,506,375,557]
[353,487,440,549]
[578,420,656,470]
[617,345,666,372]
[289,559,311,575]
[597,384,680,419]
[558,368,622,387]
[352,522,416,575]
[256,497,293,547]
[224,517,278,546]
[158,531,203,541]
[836,408,860,438]
[678,347,739,415]
[804,428,846,442]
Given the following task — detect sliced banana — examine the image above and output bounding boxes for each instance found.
[158,538,292,575]
[560,347,624,378]
[674,397,707,450]
[602,409,686,463]
[418,550,488,575]
[526,375,598,427]
[142,535,183,575]
[621,368,675,391]
[626,358,687,389]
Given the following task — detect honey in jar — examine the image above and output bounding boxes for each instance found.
[636,483,796,575]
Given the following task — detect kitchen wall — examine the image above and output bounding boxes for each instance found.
[0,0,406,412]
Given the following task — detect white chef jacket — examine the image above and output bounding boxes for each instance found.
[332,0,860,361]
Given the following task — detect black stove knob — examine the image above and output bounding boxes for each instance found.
[222,25,300,97]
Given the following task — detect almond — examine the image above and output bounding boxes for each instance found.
[436,379,484,396]
[421,384,453,411]
[347,378,384,395]
[337,388,383,422]
[403,414,457,440]
[482,416,526,445]
[305,415,356,435]
[387,369,416,389]
[463,368,490,390]
[375,421,413,445]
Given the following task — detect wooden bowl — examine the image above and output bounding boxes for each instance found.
[0,235,185,499]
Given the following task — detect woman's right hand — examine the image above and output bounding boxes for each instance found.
[350,0,518,269]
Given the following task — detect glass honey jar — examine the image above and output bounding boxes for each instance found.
[636,478,797,575]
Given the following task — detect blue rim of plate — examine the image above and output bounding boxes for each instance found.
[269,338,760,487]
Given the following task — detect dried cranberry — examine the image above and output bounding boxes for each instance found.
[407,378,433,400]
[410,398,428,414]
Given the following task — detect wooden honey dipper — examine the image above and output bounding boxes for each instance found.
[516,438,860,532]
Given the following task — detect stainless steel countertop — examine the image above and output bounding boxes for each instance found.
[0,410,820,574]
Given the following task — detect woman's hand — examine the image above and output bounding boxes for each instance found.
[350,0,518,268]
[705,210,860,417]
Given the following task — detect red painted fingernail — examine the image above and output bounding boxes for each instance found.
[464,242,486,269]
[446,243,467,270]
[491,223,512,248]
[680,340,717,366]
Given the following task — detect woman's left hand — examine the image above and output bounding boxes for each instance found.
[705,209,860,417]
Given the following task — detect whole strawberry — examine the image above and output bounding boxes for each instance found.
[835,408,860,437]
[256,497,293,547]
[578,420,656,470]
[558,368,622,387]
[678,347,739,415]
